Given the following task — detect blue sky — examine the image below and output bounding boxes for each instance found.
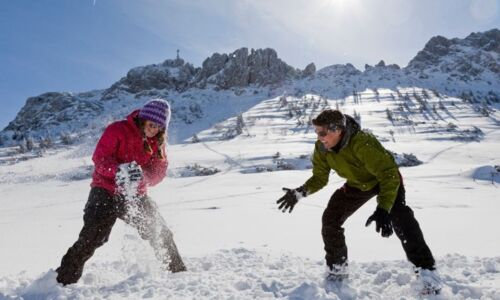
[0,0,498,130]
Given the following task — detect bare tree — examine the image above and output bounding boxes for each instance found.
[221,113,247,140]
[236,114,245,135]
[353,109,361,124]
[60,133,73,145]
[386,108,394,122]
[278,95,288,107]
[480,103,490,117]
[373,88,380,102]
[17,142,27,154]
[25,136,35,151]
[431,89,441,98]
[438,99,445,110]
[191,134,200,143]
[39,136,54,149]
[422,89,430,99]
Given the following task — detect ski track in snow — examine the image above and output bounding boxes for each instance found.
[0,250,499,300]
[176,141,241,188]
[201,141,243,170]
[158,190,271,208]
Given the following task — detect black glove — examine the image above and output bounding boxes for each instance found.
[276,186,307,213]
[365,206,393,237]
[127,162,143,182]
[116,161,143,186]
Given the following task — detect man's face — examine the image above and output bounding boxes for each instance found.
[314,125,343,149]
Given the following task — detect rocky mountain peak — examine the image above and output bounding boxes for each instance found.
[102,47,314,98]
[407,35,452,69]
[406,29,500,81]
[196,47,306,89]
[102,58,198,99]
[316,63,361,77]
[463,28,500,53]
[4,92,102,136]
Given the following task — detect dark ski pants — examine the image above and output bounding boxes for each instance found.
[56,187,186,285]
[321,182,435,270]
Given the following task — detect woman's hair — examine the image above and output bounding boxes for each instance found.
[134,117,166,160]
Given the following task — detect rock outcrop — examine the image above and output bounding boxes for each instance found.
[5,92,102,135]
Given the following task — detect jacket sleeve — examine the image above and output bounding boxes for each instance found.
[143,144,168,187]
[92,124,121,181]
[303,142,331,195]
[353,134,400,212]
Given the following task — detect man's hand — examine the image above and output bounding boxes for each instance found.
[365,206,393,237]
[276,186,307,213]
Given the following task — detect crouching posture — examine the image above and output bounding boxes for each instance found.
[277,109,439,293]
[56,99,186,286]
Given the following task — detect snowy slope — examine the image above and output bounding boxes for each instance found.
[1,88,499,299]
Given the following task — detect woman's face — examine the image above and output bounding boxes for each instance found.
[144,120,161,138]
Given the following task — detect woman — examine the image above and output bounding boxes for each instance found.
[56,99,186,286]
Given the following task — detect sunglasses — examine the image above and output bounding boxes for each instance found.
[316,130,329,137]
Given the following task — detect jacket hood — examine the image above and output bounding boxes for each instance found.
[337,115,360,151]
[126,110,143,135]
[126,110,140,125]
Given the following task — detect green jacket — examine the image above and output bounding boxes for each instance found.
[304,116,400,212]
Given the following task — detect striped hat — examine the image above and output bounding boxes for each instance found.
[138,99,171,129]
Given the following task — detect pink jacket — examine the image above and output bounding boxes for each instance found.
[91,110,168,195]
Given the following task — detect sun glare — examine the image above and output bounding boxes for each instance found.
[321,0,351,10]
[319,0,363,15]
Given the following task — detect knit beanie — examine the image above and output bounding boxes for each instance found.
[138,99,171,129]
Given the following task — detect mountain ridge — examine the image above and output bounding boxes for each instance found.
[1,29,498,145]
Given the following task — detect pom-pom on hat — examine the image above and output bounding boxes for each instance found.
[138,99,171,129]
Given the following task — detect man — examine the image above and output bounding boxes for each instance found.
[277,109,440,294]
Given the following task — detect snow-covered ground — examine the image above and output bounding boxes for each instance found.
[1,89,499,299]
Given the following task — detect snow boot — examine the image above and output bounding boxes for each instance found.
[324,264,350,294]
[325,264,348,283]
[416,268,442,295]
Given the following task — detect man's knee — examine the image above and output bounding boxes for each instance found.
[322,209,343,228]
[390,202,415,222]
[321,217,345,240]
